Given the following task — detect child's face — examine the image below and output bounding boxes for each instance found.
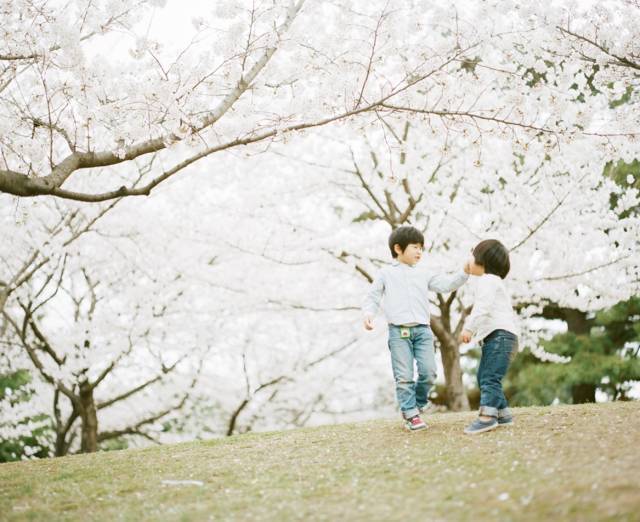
[395,243,423,265]
[467,251,485,276]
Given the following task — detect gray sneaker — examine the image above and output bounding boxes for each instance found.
[498,415,513,426]
[464,417,499,435]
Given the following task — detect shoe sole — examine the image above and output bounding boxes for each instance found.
[464,423,499,435]
[405,424,428,431]
[498,420,513,426]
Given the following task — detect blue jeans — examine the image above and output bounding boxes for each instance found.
[387,325,436,419]
[477,329,517,417]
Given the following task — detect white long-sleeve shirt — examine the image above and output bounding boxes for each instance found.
[465,274,520,342]
[362,261,469,326]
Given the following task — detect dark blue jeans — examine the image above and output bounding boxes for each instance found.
[477,329,517,417]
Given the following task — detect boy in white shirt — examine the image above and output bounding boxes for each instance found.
[363,226,469,431]
[460,239,519,434]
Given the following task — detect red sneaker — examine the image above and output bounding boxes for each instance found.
[405,415,427,431]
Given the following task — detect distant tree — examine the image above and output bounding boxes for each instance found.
[506,297,640,405]
[0,189,174,456]
[503,156,640,405]
[1,235,207,455]
[0,370,51,461]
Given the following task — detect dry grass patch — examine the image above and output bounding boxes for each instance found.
[1,401,639,521]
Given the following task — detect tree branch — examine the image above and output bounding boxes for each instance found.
[558,26,640,71]
[379,103,639,139]
[0,42,476,201]
[96,356,183,410]
[0,1,307,199]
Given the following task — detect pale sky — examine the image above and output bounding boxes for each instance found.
[142,0,212,44]
[90,0,213,60]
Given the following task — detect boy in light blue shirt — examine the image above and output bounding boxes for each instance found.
[363,226,470,431]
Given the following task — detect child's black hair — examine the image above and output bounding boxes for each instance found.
[388,226,424,258]
[472,239,510,279]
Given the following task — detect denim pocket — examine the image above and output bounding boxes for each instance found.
[496,336,517,360]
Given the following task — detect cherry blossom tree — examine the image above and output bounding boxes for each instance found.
[0,171,386,455]
[0,204,210,454]
[156,175,393,437]
[0,0,482,201]
[2,0,639,456]
[6,1,638,202]
[250,91,639,409]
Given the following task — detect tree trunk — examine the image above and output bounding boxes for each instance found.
[572,383,596,404]
[55,431,67,457]
[431,317,470,411]
[227,398,249,436]
[541,305,592,334]
[79,382,98,452]
[439,338,470,411]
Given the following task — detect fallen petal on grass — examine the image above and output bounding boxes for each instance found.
[160,480,204,487]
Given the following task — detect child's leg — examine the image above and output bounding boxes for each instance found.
[498,339,518,413]
[478,331,516,418]
[412,326,437,409]
[388,326,418,419]
[477,345,486,398]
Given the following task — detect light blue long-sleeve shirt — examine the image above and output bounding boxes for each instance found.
[362,261,469,326]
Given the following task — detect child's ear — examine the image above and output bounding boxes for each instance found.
[393,244,403,256]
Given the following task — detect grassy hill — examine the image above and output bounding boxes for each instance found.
[1,401,639,521]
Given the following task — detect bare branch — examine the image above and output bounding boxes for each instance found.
[97,393,188,443]
[532,253,635,282]
[509,190,572,252]
[379,103,639,139]
[97,356,184,410]
[354,4,389,108]
[558,26,640,71]
[330,250,374,283]
[91,337,135,390]
[2,310,77,403]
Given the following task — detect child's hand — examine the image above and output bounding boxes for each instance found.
[364,317,375,330]
[459,330,472,343]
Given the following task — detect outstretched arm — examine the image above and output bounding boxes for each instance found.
[362,273,384,329]
[427,270,469,294]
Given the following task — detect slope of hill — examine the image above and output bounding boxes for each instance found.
[1,401,639,521]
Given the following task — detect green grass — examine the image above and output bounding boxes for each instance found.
[1,402,639,521]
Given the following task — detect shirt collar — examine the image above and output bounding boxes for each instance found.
[392,260,415,268]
